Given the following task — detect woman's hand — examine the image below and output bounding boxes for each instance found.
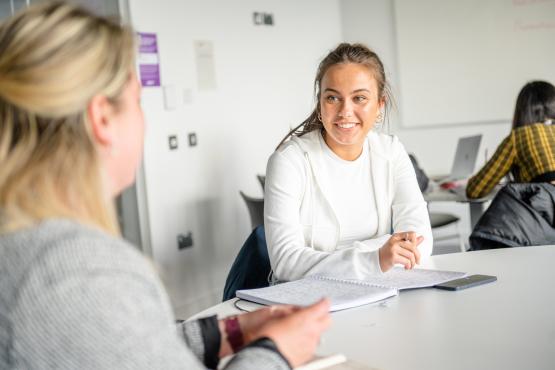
[219,305,299,357]
[255,299,331,367]
[237,305,299,344]
[221,299,331,367]
[379,231,424,272]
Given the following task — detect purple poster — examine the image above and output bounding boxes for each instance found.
[138,32,160,87]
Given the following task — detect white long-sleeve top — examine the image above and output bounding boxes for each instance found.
[264,130,433,282]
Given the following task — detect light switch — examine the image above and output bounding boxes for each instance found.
[169,135,178,150]
[188,133,197,147]
[183,88,193,104]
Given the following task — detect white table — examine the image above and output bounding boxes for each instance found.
[191,246,555,370]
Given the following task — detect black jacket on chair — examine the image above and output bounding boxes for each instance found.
[222,225,271,301]
[469,183,555,250]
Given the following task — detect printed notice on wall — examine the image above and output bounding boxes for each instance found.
[194,40,217,91]
[138,32,161,87]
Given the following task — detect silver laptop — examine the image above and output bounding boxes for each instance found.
[440,134,482,182]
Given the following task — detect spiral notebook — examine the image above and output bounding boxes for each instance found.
[236,267,466,312]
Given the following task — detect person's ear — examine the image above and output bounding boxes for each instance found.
[379,96,386,111]
[87,95,116,150]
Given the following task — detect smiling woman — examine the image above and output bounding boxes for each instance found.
[265,43,433,282]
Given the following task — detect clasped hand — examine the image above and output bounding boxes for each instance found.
[219,299,330,367]
[379,231,424,272]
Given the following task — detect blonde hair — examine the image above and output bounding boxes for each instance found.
[0,1,136,234]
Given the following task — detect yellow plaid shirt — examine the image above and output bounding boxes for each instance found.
[466,123,555,199]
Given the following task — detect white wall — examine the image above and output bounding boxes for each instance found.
[128,0,342,316]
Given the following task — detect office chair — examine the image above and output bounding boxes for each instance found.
[223,225,271,301]
[430,212,466,253]
[239,191,264,230]
[257,174,266,191]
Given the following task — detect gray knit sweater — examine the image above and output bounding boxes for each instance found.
[0,219,290,369]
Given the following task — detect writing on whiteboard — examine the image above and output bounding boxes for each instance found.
[515,20,555,30]
[513,0,555,6]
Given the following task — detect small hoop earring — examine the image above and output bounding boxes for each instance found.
[317,113,322,122]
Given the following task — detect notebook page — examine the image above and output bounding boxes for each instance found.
[365,267,466,290]
[236,276,397,312]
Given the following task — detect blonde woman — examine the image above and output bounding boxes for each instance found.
[0,2,329,369]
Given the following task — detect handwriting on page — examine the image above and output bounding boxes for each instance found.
[236,277,397,311]
[367,267,466,290]
[251,278,393,306]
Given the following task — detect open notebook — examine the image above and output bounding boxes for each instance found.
[236,267,466,312]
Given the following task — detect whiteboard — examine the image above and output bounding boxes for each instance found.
[394,0,555,128]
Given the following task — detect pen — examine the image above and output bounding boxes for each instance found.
[296,354,347,370]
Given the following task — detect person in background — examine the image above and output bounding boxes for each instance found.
[264,43,433,282]
[466,81,555,199]
[0,2,330,369]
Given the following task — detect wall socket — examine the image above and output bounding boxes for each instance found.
[188,132,198,147]
[253,12,274,26]
[177,232,193,250]
[169,135,178,150]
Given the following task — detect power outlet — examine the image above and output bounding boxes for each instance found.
[253,12,274,26]
[177,232,193,250]
[188,132,198,147]
[169,135,178,150]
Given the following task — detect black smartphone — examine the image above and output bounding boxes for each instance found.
[434,274,497,291]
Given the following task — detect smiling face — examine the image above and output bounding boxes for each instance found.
[319,63,384,160]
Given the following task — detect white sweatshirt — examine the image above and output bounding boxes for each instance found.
[264,130,433,282]
[318,135,377,246]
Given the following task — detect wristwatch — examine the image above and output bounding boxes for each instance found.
[224,316,244,352]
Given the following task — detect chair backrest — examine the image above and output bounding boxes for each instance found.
[257,174,266,191]
[429,212,459,228]
[223,225,271,301]
[408,153,430,193]
[239,191,264,229]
